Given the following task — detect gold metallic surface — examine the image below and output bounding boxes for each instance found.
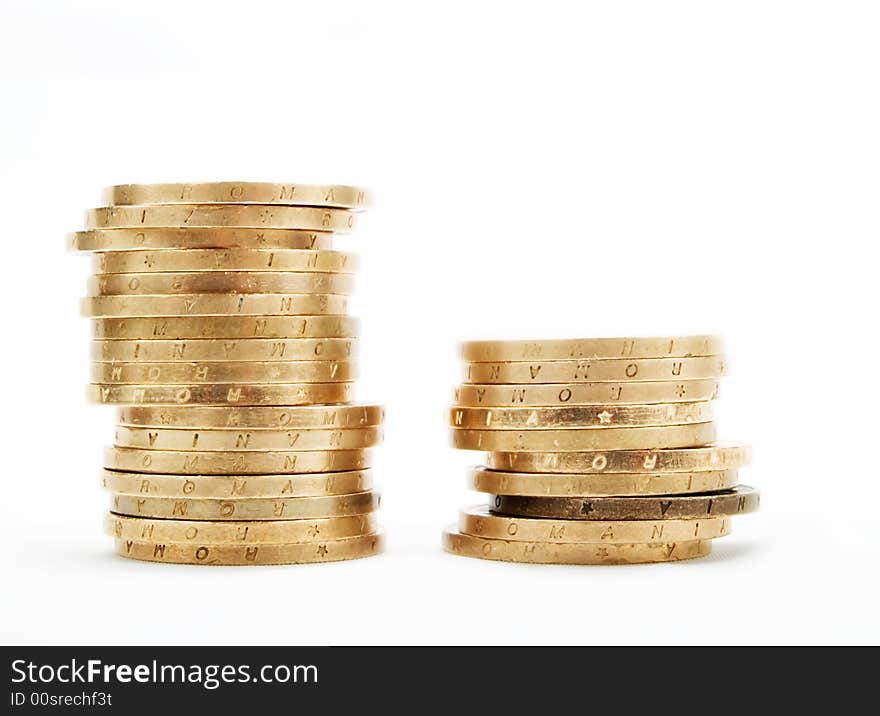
[458,506,730,543]
[93,249,357,274]
[104,182,369,209]
[486,446,750,473]
[491,485,760,520]
[442,530,712,564]
[464,356,726,384]
[92,360,357,385]
[92,316,358,340]
[450,402,713,429]
[469,467,739,496]
[83,294,349,317]
[105,446,372,474]
[118,404,383,429]
[89,382,353,406]
[92,338,356,362]
[111,491,380,520]
[88,272,354,296]
[462,336,723,362]
[71,228,330,251]
[86,204,355,232]
[114,533,384,565]
[113,426,382,451]
[105,512,379,544]
[453,380,720,406]
[452,423,717,451]
[101,468,374,498]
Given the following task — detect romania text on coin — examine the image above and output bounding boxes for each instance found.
[114,533,384,565]
[461,336,723,362]
[452,423,717,451]
[105,446,372,474]
[101,468,374,498]
[86,204,355,232]
[442,530,711,564]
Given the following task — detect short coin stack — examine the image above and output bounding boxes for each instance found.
[71,182,384,565]
[444,336,758,564]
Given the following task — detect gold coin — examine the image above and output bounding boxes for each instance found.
[110,490,379,520]
[92,316,358,340]
[82,294,349,317]
[462,336,723,362]
[102,181,369,209]
[102,468,374,498]
[492,485,760,520]
[105,446,372,474]
[70,228,330,252]
[452,423,716,451]
[118,404,383,429]
[104,182,369,209]
[105,512,378,544]
[93,249,357,274]
[114,533,384,565]
[92,338,356,362]
[88,272,354,296]
[450,403,713,429]
[469,467,739,496]
[113,426,382,451]
[92,360,356,385]
[89,382,353,406]
[85,204,355,232]
[486,445,750,473]
[458,507,731,543]
[442,530,711,564]
[453,380,720,406]
[464,356,726,384]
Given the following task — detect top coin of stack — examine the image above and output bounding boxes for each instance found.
[444,335,758,565]
[71,182,384,565]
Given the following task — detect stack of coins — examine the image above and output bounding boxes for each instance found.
[444,336,758,564]
[71,182,384,565]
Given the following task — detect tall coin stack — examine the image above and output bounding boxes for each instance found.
[71,182,384,565]
[444,336,758,564]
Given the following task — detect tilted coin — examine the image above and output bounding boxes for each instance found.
[491,485,760,520]
[115,533,384,565]
[93,248,357,274]
[110,490,380,520]
[113,425,382,451]
[89,382,353,406]
[104,182,369,209]
[92,338,356,362]
[449,402,713,429]
[453,380,720,406]
[487,445,750,473]
[452,423,717,451]
[85,204,355,232]
[88,272,354,296]
[463,356,726,384]
[105,512,379,544]
[102,468,374,498]
[118,404,383,429]
[458,506,731,543]
[93,316,358,340]
[442,530,711,564]
[105,446,372,474]
[462,336,723,362]
[82,294,349,317]
[469,467,739,496]
[70,228,330,252]
[93,360,357,385]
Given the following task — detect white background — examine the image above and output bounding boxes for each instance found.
[1,0,878,645]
